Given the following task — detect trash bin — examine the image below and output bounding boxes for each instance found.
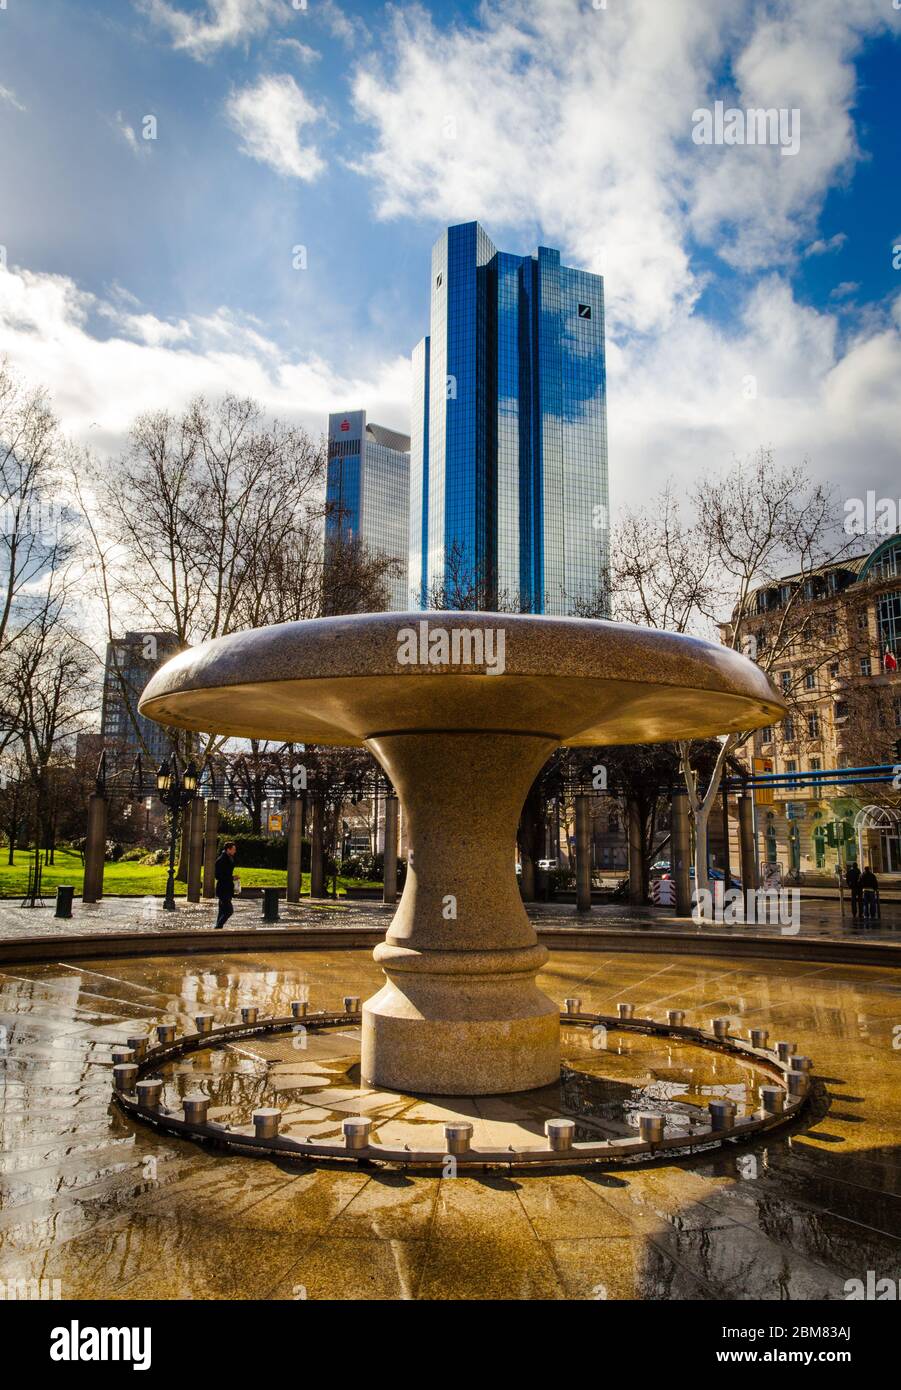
[261,887,280,922]
[55,885,74,919]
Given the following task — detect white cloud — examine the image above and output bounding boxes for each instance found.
[0,85,26,113]
[0,263,410,456]
[350,0,893,335]
[275,37,320,65]
[226,73,324,180]
[138,0,286,60]
[803,232,847,258]
[112,111,149,159]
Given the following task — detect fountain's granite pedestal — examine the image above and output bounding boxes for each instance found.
[140,612,784,1095]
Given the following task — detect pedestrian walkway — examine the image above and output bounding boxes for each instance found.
[0,891,897,946]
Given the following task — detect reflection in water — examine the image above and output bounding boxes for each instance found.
[1,948,900,1300]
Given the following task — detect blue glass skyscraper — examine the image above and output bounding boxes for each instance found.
[411,222,609,615]
[324,409,410,612]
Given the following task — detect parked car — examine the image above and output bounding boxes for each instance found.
[537,859,558,871]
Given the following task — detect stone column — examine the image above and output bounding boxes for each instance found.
[575,793,592,913]
[286,793,304,903]
[309,794,325,898]
[186,798,204,903]
[82,793,108,904]
[362,730,560,1095]
[720,788,731,884]
[202,798,219,899]
[671,786,692,916]
[627,796,644,905]
[382,794,398,905]
[738,794,758,891]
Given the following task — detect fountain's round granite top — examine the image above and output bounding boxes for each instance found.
[139,611,785,745]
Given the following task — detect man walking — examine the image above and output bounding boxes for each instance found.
[214,841,238,929]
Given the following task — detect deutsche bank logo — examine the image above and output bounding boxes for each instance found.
[578,303,592,319]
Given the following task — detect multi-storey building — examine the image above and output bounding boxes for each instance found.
[410,221,609,614]
[324,409,410,612]
[101,631,180,770]
[729,535,901,878]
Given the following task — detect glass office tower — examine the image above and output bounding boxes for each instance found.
[411,222,609,615]
[325,409,410,612]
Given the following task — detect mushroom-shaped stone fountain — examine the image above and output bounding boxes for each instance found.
[139,612,785,1095]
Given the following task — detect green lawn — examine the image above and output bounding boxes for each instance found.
[0,848,380,899]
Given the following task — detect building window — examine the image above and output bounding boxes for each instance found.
[807,712,820,738]
[810,757,821,771]
[877,591,901,658]
[829,662,839,679]
[760,726,774,743]
[858,612,869,630]
[835,700,848,719]
[804,670,816,690]
[780,670,791,693]
[783,717,795,742]
[860,657,871,676]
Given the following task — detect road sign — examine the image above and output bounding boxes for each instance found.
[267,813,283,833]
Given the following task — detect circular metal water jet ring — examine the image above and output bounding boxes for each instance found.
[111,1001,817,1172]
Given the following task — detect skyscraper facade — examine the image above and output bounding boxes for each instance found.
[324,409,411,612]
[411,222,609,615]
[101,631,180,767]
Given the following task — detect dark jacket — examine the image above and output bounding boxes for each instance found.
[860,869,878,892]
[845,864,861,890]
[215,850,236,899]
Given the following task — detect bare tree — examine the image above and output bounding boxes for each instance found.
[612,450,854,907]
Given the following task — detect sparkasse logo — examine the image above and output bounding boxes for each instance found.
[50,1321,151,1371]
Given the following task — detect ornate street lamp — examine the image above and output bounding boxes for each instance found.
[156,755,198,910]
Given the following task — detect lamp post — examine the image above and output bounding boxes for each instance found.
[156,755,198,911]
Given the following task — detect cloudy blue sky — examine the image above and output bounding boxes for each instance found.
[0,0,899,509]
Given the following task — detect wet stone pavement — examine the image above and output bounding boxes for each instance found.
[1,947,900,1299]
[1,893,899,943]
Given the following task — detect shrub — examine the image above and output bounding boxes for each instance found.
[217,834,310,870]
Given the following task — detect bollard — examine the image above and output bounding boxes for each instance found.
[136,1078,163,1110]
[545,1118,575,1152]
[111,1047,135,1065]
[639,1113,665,1145]
[711,1017,730,1040]
[564,998,582,1016]
[790,1055,812,1073]
[261,886,280,923]
[240,1006,259,1025]
[253,1108,281,1140]
[750,1028,769,1050]
[617,1002,634,1020]
[126,1036,149,1062]
[343,996,361,1015]
[343,1117,372,1152]
[444,1122,473,1155]
[776,1040,796,1063]
[787,1072,808,1099]
[708,1099,736,1131]
[291,1001,309,1019]
[113,1062,138,1093]
[194,1014,214,1035]
[667,1010,685,1027]
[183,1094,210,1124]
[54,885,74,919]
[156,1023,176,1045]
[760,1085,785,1115]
